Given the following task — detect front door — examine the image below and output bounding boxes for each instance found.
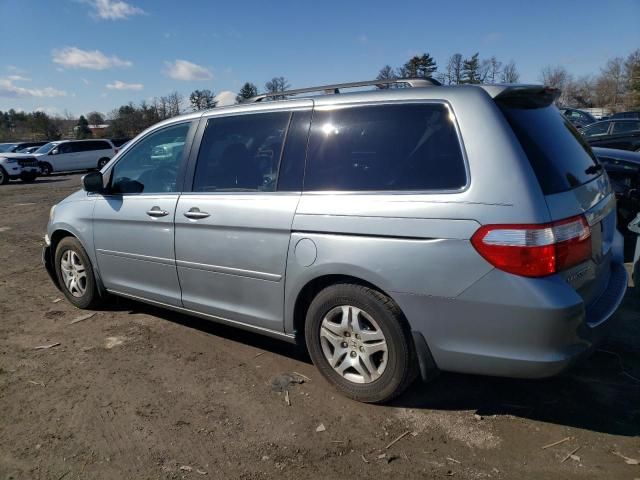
[175,107,310,331]
[93,121,194,306]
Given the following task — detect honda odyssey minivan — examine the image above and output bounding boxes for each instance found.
[43,79,627,402]
[36,139,116,175]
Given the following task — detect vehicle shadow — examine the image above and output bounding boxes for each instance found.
[4,178,68,186]
[99,290,640,437]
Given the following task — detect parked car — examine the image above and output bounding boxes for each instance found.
[592,147,640,261]
[0,152,40,184]
[35,139,116,175]
[43,79,627,403]
[582,119,640,151]
[17,146,41,154]
[611,111,640,120]
[0,141,48,153]
[561,107,596,129]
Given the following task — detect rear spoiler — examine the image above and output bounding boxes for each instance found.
[481,84,560,108]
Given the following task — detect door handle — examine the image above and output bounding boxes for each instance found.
[146,206,169,218]
[183,207,210,220]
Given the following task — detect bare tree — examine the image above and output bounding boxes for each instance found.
[446,53,463,85]
[540,65,572,104]
[487,57,502,84]
[376,65,397,88]
[500,60,520,83]
[265,77,290,99]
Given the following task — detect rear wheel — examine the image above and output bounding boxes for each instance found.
[305,283,417,403]
[0,167,8,185]
[55,237,99,309]
[40,162,53,176]
[97,157,110,169]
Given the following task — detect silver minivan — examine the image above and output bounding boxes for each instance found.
[36,139,115,175]
[43,79,628,402]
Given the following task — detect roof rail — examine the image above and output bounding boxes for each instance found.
[246,77,441,103]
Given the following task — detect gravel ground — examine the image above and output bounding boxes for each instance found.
[0,174,639,480]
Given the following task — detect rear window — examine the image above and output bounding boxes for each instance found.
[498,104,601,195]
[304,103,467,191]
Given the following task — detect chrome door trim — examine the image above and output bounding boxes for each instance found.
[96,248,176,266]
[176,259,282,282]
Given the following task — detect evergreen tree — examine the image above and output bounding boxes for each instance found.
[398,53,437,78]
[75,115,92,139]
[236,82,258,102]
[461,53,481,84]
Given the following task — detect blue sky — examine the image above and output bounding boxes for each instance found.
[1,0,639,117]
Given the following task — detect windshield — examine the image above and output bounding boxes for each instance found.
[35,142,57,154]
[498,104,601,195]
[0,143,18,153]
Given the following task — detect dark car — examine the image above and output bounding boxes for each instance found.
[593,147,640,261]
[611,111,640,120]
[0,141,48,153]
[582,119,640,151]
[560,107,596,129]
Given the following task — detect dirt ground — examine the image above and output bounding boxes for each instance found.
[0,174,639,480]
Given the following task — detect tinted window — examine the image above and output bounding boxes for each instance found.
[193,112,290,192]
[58,143,73,154]
[110,138,131,147]
[498,104,600,194]
[304,104,466,191]
[110,122,190,194]
[582,122,610,137]
[612,121,640,134]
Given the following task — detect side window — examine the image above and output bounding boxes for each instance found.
[58,143,73,154]
[193,111,290,192]
[612,121,640,134]
[73,142,90,152]
[304,104,467,191]
[583,122,609,137]
[109,122,191,194]
[93,140,111,150]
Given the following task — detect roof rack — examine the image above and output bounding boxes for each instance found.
[247,77,442,103]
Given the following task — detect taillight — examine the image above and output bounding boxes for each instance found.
[471,215,591,277]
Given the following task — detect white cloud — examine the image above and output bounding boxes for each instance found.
[7,74,31,82]
[85,0,146,20]
[164,59,213,81]
[106,80,144,90]
[214,90,236,106]
[7,65,26,74]
[81,78,91,85]
[0,78,66,98]
[52,47,132,70]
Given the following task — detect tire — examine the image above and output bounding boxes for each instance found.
[97,158,110,169]
[20,172,37,183]
[54,237,99,309]
[40,162,53,176]
[305,283,418,403]
[0,167,8,185]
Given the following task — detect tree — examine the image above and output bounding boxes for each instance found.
[236,82,258,103]
[76,115,92,139]
[461,53,481,84]
[540,65,572,104]
[500,60,520,83]
[446,53,463,85]
[189,89,216,111]
[375,65,397,88]
[625,49,640,109]
[486,57,503,84]
[86,111,105,126]
[265,77,290,99]
[398,53,437,78]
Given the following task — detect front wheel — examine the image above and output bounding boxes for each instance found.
[305,283,418,403]
[54,237,99,309]
[40,162,53,176]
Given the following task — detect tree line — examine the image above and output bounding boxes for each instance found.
[2,50,639,142]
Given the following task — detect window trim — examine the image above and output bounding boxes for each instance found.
[301,100,470,196]
[99,120,197,197]
[182,104,313,195]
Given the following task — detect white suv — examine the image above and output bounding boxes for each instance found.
[36,139,116,175]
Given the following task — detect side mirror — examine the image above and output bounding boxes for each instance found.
[82,171,104,193]
[50,148,58,155]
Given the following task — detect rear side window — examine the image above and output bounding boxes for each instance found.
[498,104,601,194]
[193,111,291,192]
[304,104,466,191]
[612,121,640,134]
[582,123,610,137]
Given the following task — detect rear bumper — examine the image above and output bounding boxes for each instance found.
[397,261,628,379]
